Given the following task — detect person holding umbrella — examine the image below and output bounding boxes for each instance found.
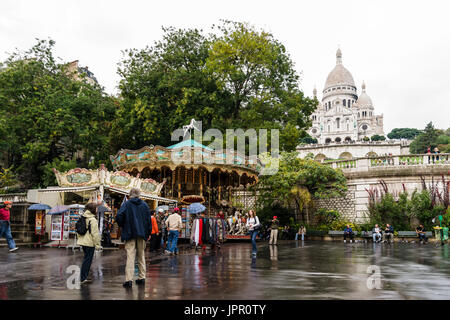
[0,201,19,252]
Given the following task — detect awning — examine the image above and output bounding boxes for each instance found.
[37,186,99,193]
[105,186,177,204]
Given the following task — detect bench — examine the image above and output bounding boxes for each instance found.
[398,231,433,242]
[328,231,358,236]
[306,230,327,237]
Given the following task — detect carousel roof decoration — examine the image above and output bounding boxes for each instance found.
[52,164,168,200]
[109,139,261,179]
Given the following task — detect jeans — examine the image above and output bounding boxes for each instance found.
[80,246,95,282]
[418,233,427,242]
[373,233,381,242]
[167,230,179,253]
[250,230,258,254]
[0,221,16,250]
[295,233,305,241]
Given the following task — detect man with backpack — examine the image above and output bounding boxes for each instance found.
[76,202,101,284]
[116,188,152,288]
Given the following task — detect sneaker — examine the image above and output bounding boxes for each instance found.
[9,247,19,252]
[165,250,171,254]
[135,279,145,285]
[80,279,91,285]
[350,240,352,243]
[344,240,346,243]
[122,281,133,288]
[252,252,257,257]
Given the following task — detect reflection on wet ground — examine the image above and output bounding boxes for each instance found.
[0,241,449,300]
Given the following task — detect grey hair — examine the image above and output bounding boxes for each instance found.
[129,188,141,198]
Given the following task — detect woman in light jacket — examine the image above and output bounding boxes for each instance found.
[246,210,260,257]
[77,202,102,284]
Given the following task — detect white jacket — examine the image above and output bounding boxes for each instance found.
[165,213,182,231]
[246,216,260,231]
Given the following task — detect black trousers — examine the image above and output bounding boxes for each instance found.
[344,233,354,240]
[418,233,427,242]
[81,246,95,282]
[150,234,161,251]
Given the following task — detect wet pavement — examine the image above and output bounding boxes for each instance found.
[0,240,449,300]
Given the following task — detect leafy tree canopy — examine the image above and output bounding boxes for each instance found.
[115,21,316,152]
[370,134,386,141]
[0,39,116,188]
[387,128,421,140]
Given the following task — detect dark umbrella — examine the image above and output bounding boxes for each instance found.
[188,202,206,214]
[28,203,52,211]
[47,205,70,215]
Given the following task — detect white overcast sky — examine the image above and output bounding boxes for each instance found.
[1,0,450,133]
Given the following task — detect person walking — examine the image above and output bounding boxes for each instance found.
[246,210,260,257]
[165,207,182,255]
[77,202,102,284]
[0,201,19,252]
[116,188,152,288]
[149,211,159,252]
[269,216,279,245]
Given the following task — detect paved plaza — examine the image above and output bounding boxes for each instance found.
[0,241,449,300]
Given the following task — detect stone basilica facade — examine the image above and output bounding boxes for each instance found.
[309,49,384,144]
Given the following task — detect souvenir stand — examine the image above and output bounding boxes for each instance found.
[67,204,85,251]
[48,205,70,248]
[27,203,52,247]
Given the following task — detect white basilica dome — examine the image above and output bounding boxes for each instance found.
[323,49,356,90]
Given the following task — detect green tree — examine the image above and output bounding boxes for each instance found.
[256,151,347,224]
[115,22,317,152]
[409,122,439,154]
[370,134,386,141]
[206,21,316,151]
[387,128,421,140]
[0,39,116,188]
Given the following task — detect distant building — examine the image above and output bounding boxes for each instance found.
[65,60,98,85]
[309,49,384,144]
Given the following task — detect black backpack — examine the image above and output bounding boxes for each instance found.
[75,216,91,235]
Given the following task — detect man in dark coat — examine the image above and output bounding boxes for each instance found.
[116,188,151,288]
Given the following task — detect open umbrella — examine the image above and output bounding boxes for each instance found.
[28,203,52,211]
[47,205,70,215]
[156,205,169,212]
[188,202,206,214]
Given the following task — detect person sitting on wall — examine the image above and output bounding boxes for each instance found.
[383,224,394,243]
[416,224,427,243]
[372,224,382,243]
[343,224,354,243]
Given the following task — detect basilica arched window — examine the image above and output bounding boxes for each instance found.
[348,99,351,107]
[343,100,346,106]
[336,118,340,129]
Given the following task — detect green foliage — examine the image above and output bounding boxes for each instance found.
[41,157,77,188]
[330,220,358,232]
[370,134,386,141]
[315,208,341,225]
[256,204,294,226]
[116,21,316,152]
[387,128,421,140]
[0,168,19,194]
[257,151,347,223]
[0,39,116,188]
[299,134,318,144]
[363,136,370,141]
[367,192,410,230]
[409,122,439,154]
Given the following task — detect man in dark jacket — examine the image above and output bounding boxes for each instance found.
[116,188,151,288]
[383,224,394,243]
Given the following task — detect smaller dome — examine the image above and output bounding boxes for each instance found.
[356,82,373,108]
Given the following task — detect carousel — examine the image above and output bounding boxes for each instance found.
[109,137,261,239]
[109,139,260,211]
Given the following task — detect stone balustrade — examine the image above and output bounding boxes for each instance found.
[324,153,450,171]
